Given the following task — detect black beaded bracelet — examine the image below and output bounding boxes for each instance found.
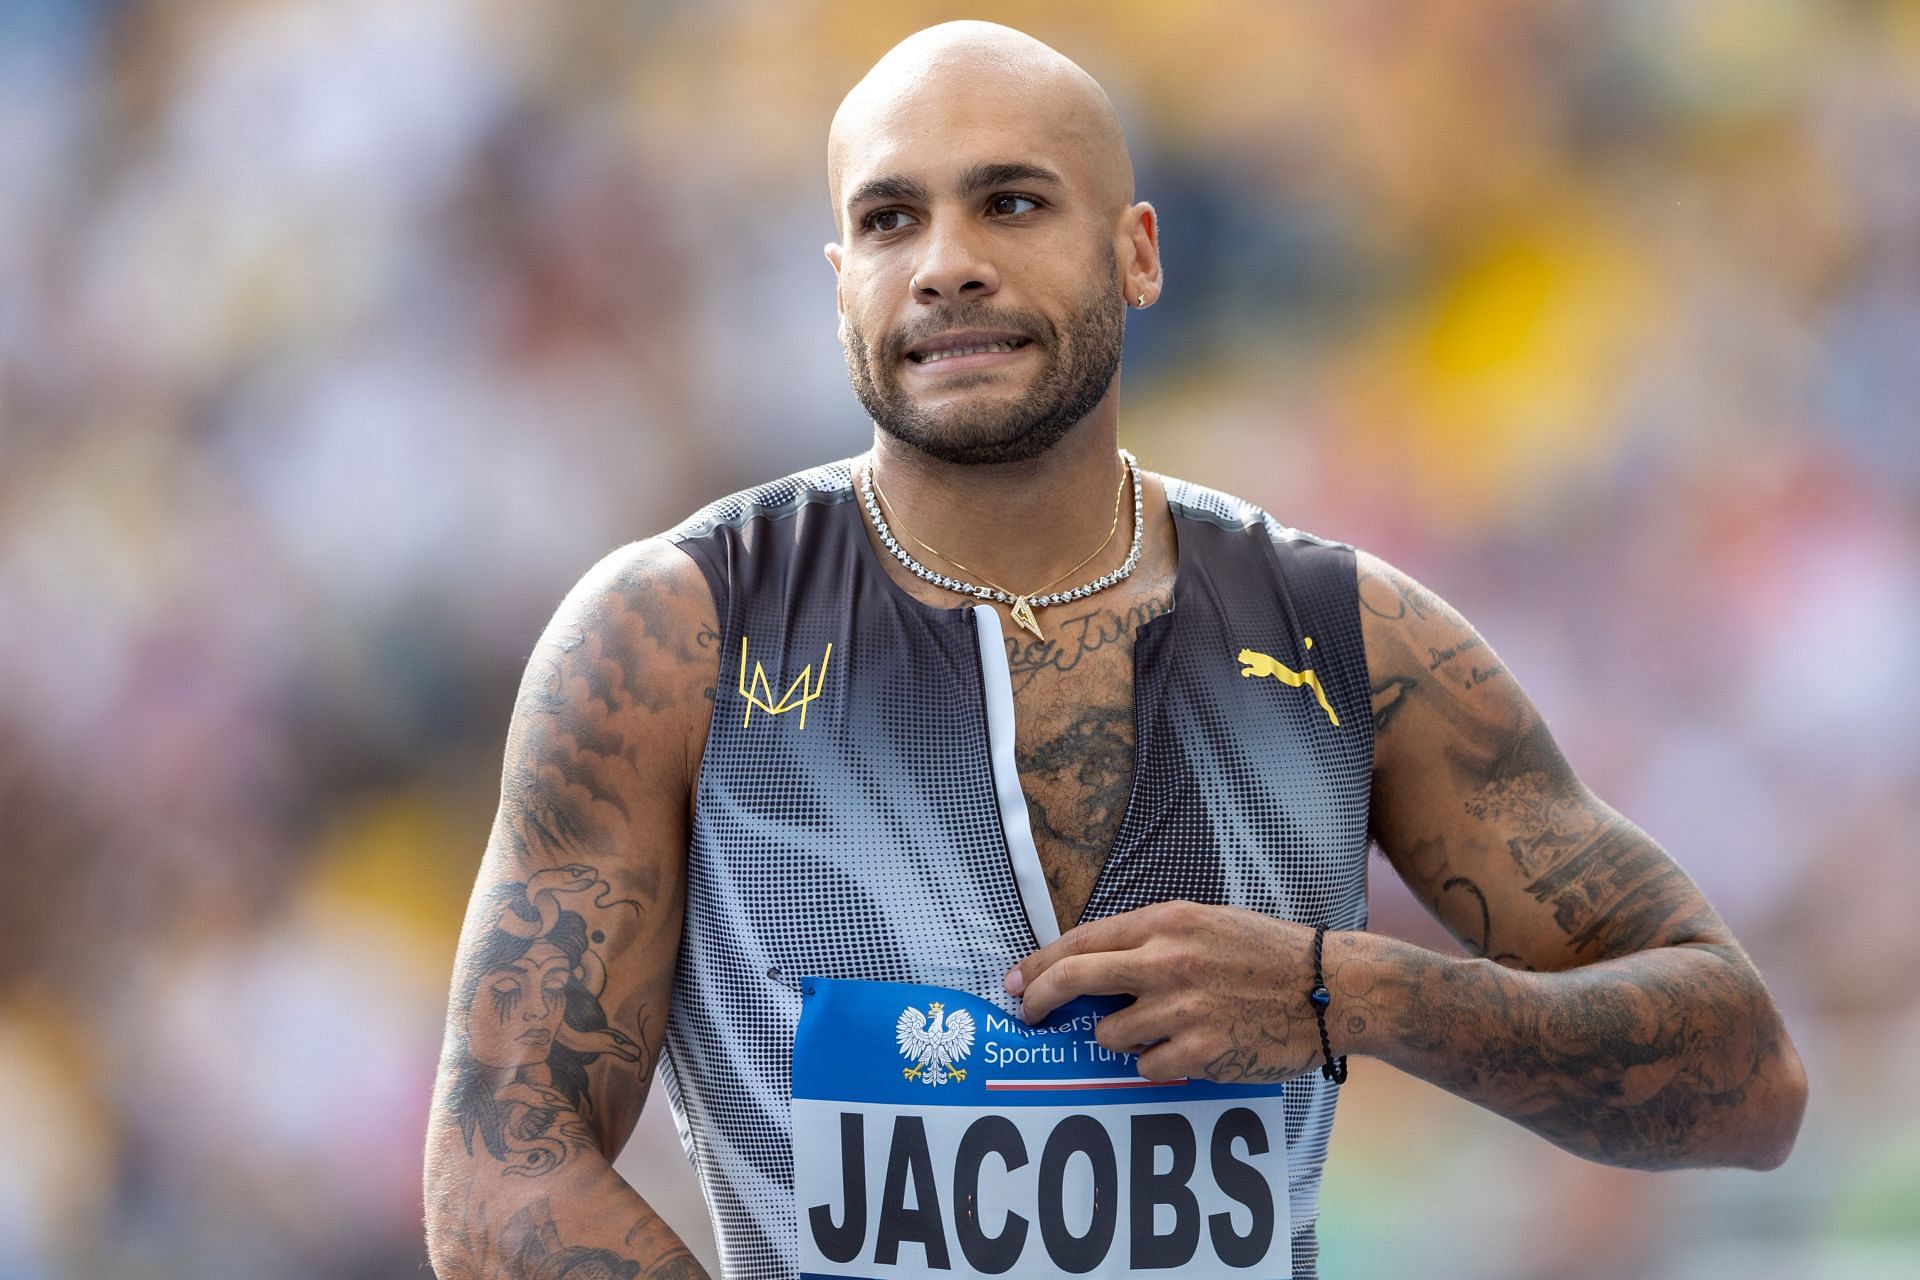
[1308,925,1349,1084]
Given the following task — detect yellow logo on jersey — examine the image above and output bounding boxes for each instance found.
[1238,638,1340,727]
[738,636,832,730]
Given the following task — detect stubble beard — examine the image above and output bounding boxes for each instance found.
[842,258,1126,466]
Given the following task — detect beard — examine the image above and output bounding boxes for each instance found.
[842,256,1126,466]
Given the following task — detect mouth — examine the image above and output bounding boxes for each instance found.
[904,331,1035,370]
[517,1029,552,1046]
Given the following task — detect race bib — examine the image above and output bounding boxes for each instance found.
[792,977,1293,1279]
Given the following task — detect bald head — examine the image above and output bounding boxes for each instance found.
[822,23,1161,466]
[827,22,1135,235]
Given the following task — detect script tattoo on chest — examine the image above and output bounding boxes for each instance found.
[1006,592,1171,929]
[1004,596,1171,695]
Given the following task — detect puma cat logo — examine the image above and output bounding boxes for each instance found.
[1237,639,1340,727]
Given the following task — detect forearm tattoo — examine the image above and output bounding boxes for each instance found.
[1353,555,1796,1168]
[1331,930,1784,1169]
[433,1189,707,1279]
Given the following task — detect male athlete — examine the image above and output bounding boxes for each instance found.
[425,21,1806,1279]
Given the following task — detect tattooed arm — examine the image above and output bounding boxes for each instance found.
[1344,549,1807,1170]
[424,539,716,1278]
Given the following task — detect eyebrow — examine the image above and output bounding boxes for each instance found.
[844,161,1065,215]
[956,161,1064,196]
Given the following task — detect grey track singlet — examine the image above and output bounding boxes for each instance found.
[660,460,1373,1279]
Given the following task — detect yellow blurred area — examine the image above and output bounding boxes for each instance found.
[1347,207,1658,525]
[302,788,489,955]
[0,991,117,1266]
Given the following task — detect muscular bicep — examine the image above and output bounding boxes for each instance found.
[1358,550,1730,972]
[432,538,716,1179]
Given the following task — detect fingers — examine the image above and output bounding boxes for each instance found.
[1091,1002,1164,1056]
[999,902,1324,1083]
[1005,900,1202,1002]
[1016,950,1149,1024]
[1134,1040,1193,1083]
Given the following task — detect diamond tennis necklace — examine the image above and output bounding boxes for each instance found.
[859,448,1144,641]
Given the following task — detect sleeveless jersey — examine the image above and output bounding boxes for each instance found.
[659,460,1373,1279]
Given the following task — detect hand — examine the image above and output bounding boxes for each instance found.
[1004,900,1327,1084]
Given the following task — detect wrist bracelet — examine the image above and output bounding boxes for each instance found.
[1309,924,1348,1084]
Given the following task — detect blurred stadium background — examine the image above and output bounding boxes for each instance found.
[2,1,1917,1276]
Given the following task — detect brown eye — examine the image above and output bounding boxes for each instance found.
[863,208,917,234]
[988,194,1040,217]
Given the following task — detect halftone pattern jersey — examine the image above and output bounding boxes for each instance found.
[661,460,1373,1279]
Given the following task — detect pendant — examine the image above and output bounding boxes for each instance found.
[1008,595,1045,641]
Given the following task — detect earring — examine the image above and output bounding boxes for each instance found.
[1135,292,1147,308]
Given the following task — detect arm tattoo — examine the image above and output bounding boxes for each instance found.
[1357,563,1467,627]
[450,1196,710,1279]
[1355,552,1800,1169]
[1425,635,1485,670]
[1369,674,1416,734]
[433,1192,684,1280]
[501,556,709,872]
[1332,932,1788,1169]
[1357,556,1506,750]
[1368,550,1705,968]
[1459,748,1720,963]
[442,862,647,1178]
[694,620,721,704]
[431,545,711,1273]
[1438,874,1527,967]
[624,1218,709,1278]
[499,1197,646,1278]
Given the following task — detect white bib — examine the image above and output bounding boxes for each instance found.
[791,977,1294,1278]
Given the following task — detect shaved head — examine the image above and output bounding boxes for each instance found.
[828,21,1135,235]
[823,22,1159,465]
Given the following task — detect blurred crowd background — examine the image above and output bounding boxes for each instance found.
[2,1,1917,1276]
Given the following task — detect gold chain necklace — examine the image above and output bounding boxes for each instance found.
[875,461,1126,599]
[859,449,1144,641]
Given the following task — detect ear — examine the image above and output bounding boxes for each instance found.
[823,242,848,345]
[1117,202,1162,309]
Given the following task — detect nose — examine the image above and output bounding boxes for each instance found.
[910,216,999,304]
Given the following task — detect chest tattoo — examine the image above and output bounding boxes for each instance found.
[1005,592,1170,929]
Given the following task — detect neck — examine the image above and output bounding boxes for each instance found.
[867,413,1127,591]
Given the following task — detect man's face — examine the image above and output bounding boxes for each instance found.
[828,82,1128,465]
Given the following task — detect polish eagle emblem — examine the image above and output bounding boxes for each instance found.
[895,1001,975,1086]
